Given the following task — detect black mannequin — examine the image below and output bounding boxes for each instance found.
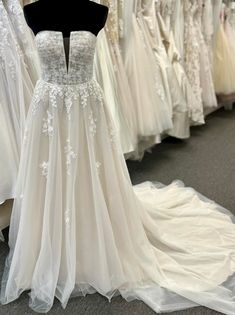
[23,0,109,37]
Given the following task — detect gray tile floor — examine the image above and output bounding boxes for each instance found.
[1,107,235,314]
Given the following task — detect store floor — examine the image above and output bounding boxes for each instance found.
[0,107,235,315]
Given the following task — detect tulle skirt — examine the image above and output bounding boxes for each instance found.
[2,78,235,314]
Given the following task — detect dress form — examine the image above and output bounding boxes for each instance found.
[23,0,109,36]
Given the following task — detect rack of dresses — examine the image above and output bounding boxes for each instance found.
[2,1,235,314]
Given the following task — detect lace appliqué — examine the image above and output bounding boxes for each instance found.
[64,139,77,176]
[42,110,54,137]
[39,161,49,178]
[0,5,18,80]
[5,0,27,47]
[32,80,103,115]
[184,0,203,112]
[88,110,97,136]
[36,31,97,85]
[109,124,118,150]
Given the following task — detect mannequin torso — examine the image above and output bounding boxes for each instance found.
[23,0,109,37]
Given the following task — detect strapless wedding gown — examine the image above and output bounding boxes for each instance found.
[2,30,235,315]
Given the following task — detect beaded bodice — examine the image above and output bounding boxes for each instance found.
[36,31,97,85]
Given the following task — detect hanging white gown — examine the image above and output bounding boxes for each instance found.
[165,0,201,128]
[195,0,217,109]
[213,3,235,95]
[2,29,235,315]
[125,1,172,157]
[158,0,190,138]
[171,0,184,59]
[4,0,40,86]
[212,0,223,44]
[95,0,137,155]
[184,0,205,125]
[94,30,136,155]
[0,0,26,204]
[3,0,38,116]
[143,0,189,139]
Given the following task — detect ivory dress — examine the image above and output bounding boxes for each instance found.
[125,0,172,144]
[213,3,235,95]
[4,0,40,88]
[94,0,137,155]
[2,29,235,315]
[0,0,25,204]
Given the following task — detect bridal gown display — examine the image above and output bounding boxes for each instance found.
[165,0,201,128]
[194,0,217,109]
[183,0,205,124]
[3,0,37,117]
[94,0,137,155]
[2,30,235,315]
[125,1,172,142]
[0,0,26,204]
[214,3,235,95]
[94,30,136,155]
[4,0,40,87]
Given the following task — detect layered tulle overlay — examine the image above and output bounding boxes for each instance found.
[2,31,235,314]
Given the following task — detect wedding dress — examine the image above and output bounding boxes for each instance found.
[4,0,40,87]
[195,0,217,109]
[212,0,223,43]
[184,0,205,124]
[94,0,137,155]
[0,0,26,204]
[171,0,184,59]
[202,0,214,65]
[146,0,189,139]
[167,0,201,128]
[213,3,235,95]
[2,30,235,315]
[94,30,136,155]
[3,0,38,115]
[125,1,171,157]
[159,0,190,138]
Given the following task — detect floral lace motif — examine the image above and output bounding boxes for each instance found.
[39,161,49,178]
[4,0,27,47]
[32,79,104,115]
[33,30,119,179]
[42,110,54,137]
[0,1,20,79]
[102,0,119,44]
[36,31,97,85]
[184,0,203,109]
[88,110,98,136]
[64,139,77,176]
